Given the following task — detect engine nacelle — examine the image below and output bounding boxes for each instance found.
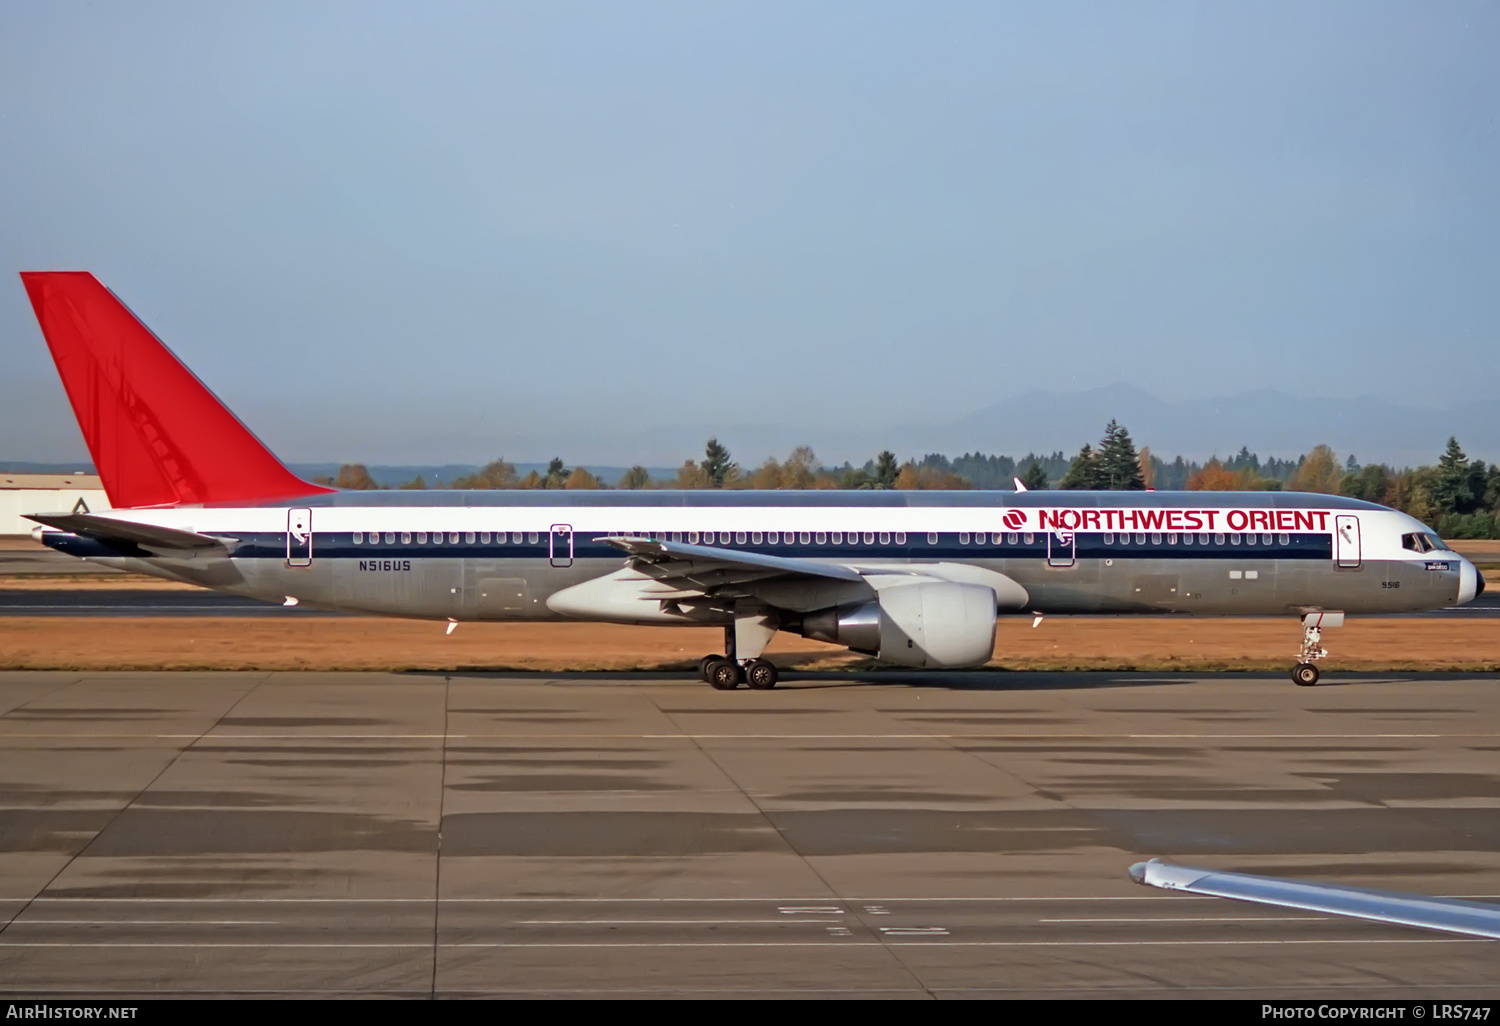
[801,582,997,668]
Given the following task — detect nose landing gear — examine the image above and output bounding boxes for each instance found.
[1292,611,1343,686]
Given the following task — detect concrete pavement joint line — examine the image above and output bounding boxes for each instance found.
[431,674,450,1000]
[0,731,1487,740]
[650,696,936,998]
[0,672,272,940]
[1,895,1218,903]
[0,938,1478,949]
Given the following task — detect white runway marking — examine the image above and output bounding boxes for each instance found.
[516,924,846,930]
[1040,916,1331,923]
[10,920,279,926]
[881,927,949,937]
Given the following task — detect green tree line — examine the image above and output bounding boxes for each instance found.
[315,425,1500,537]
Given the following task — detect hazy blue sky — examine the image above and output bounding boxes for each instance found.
[1,2,1495,465]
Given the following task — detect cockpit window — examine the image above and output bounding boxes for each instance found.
[1402,532,1449,554]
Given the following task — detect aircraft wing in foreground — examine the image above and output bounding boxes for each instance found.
[1130,858,1500,940]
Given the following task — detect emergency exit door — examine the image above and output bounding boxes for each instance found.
[287,508,313,567]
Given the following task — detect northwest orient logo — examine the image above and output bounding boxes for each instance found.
[1001,510,1026,531]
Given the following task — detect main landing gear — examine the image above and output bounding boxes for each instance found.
[1291,611,1343,687]
[698,655,780,690]
[698,622,780,690]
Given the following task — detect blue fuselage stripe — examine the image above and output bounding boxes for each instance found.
[252,531,1336,562]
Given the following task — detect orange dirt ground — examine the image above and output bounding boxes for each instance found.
[1,615,1495,673]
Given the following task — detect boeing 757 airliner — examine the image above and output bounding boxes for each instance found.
[18,272,1484,689]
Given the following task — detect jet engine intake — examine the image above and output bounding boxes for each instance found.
[800,582,997,668]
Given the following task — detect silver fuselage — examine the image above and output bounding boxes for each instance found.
[37,490,1480,627]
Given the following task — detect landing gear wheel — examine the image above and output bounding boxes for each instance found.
[706,658,742,690]
[744,659,779,690]
[698,655,718,682]
[1292,662,1320,687]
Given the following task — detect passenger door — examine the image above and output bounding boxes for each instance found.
[1334,515,1361,568]
[550,524,574,568]
[1047,530,1075,568]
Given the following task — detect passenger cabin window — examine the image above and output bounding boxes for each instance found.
[767,532,778,544]
[353,532,364,544]
[721,533,731,544]
[1007,532,1018,544]
[450,533,460,544]
[1279,533,1290,545]
[815,532,826,544]
[830,532,841,544]
[1262,533,1273,545]
[959,533,970,544]
[672,532,683,543]
[1167,534,1177,545]
[401,532,411,544]
[385,533,396,544]
[895,532,906,544]
[480,532,491,544]
[1023,532,1034,544]
[799,532,811,544]
[1103,533,1114,544]
[736,532,747,544]
[1229,534,1241,546]
[1134,533,1146,545]
[431,533,442,545]
[863,532,874,544]
[527,532,538,544]
[879,532,890,545]
[688,532,699,543]
[928,533,939,544]
[752,532,763,544]
[1214,533,1226,545]
[1151,533,1162,545]
[417,533,427,544]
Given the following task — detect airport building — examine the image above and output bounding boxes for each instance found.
[0,473,109,536]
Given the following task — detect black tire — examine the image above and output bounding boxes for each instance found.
[706,658,742,690]
[1292,663,1320,687]
[745,659,779,690]
[698,655,718,682]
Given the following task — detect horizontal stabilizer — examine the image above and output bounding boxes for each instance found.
[27,513,229,552]
[1130,858,1500,940]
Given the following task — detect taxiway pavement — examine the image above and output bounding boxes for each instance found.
[0,669,1496,997]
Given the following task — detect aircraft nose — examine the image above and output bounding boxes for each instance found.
[1457,559,1482,605]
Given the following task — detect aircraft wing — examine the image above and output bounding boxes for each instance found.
[27,513,232,553]
[1130,859,1500,941]
[600,536,866,584]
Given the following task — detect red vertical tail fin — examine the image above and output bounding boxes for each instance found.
[20,272,334,508]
